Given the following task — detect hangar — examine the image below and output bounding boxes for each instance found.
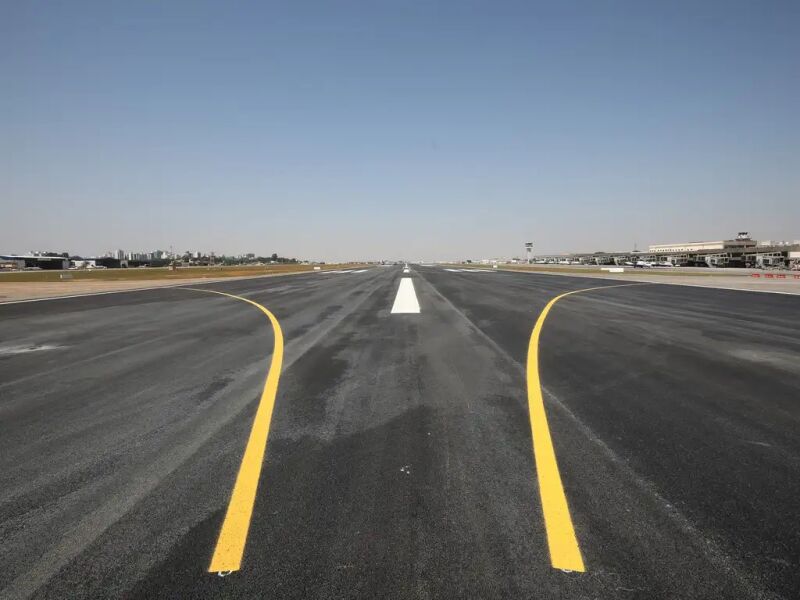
[0,254,70,270]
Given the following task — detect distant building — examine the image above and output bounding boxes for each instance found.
[649,232,757,254]
[125,251,152,261]
[71,259,97,269]
[0,254,69,270]
[0,257,25,270]
[533,231,798,269]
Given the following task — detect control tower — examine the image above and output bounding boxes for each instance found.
[525,242,534,263]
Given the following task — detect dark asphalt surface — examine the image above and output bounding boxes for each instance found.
[1,266,798,599]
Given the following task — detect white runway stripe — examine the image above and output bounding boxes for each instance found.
[390,278,420,314]
[444,268,495,273]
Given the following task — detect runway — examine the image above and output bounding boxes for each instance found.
[1,266,798,599]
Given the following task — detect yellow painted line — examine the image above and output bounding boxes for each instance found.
[527,283,644,572]
[185,288,284,574]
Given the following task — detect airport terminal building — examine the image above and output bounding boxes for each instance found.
[535,233,800,268]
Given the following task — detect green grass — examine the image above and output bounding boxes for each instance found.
[0,264,363,283]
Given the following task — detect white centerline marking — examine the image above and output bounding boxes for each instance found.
[391,278,420,314]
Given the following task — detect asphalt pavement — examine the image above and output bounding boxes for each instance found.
[1,266,798,599]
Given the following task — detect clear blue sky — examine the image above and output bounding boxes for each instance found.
[2,1,798,260]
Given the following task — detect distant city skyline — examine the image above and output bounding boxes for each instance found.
[3,248,296,260]
[5,228,799,264]
[2,2,798,261]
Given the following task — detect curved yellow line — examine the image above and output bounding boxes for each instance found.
[185,288,284,574]
[527,283,643,572]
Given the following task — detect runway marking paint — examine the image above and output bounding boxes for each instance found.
[391,278,421,313]
[526,282,645,572]
[185,288,284,574]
